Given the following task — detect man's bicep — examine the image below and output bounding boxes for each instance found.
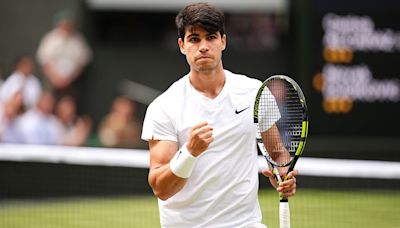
[149,140,178,170]
[261,125,280,152]
[148,140,179,190]
[261,124,290,165]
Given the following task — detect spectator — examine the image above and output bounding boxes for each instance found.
[16,91,63,145]
[0,55,42,110]
[36,9,92,98]
[55,95,92,146]
[98,96,146,149]
[0,91,24,143]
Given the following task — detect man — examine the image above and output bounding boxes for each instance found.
[0,55,42,110]
[141,3,297,227]
[16,91,63,145]
[36,9,92,97]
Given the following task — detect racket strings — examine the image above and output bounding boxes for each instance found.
[272,80,303,156]
[258,78,303,166]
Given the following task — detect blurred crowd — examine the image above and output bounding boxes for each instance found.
[0,9,146,149]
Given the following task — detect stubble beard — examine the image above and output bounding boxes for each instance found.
[195,59,220,75]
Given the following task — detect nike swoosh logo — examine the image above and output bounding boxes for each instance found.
[235,106,250,114]
[176,151,182,160]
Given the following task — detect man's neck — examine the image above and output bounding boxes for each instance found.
[189,67,225,99]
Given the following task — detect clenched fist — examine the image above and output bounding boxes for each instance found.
[187,121,214,157]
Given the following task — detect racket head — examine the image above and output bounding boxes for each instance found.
[254,75,308,169]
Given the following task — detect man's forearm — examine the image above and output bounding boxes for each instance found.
[149,164,188,201]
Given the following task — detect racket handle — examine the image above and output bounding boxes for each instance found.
[279,201,290,228]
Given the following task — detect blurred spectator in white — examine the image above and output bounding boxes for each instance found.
[0,55,42,110]
[16,91,63,145]
[99,96,146,149]
[0,91,24,143]
[55,95,92,146]
[36,9,92,97]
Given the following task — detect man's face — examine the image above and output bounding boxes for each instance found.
[57,20,74,36]
[18,57,34,76]
[178,26,226,74]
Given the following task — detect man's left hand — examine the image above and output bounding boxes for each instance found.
[262,169,298,198]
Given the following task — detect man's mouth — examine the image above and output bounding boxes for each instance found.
[196,55,212,61]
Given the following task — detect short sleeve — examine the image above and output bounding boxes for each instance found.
[258,87,281,132]
[141,97,177,142]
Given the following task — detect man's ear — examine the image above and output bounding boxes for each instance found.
[221,34,227,51]
[178,38,186,55]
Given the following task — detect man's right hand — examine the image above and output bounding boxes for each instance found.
[187,121,214,157]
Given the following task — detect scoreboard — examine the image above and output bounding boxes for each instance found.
[304,0,400,137]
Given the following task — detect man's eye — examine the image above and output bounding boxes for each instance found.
[189,37,199,42]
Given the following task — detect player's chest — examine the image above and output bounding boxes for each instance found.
[176,96,254,144]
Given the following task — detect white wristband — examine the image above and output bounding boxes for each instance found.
[170,143,197,178]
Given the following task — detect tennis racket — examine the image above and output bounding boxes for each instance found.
[253,75,309,228]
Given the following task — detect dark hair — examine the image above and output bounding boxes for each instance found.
[175,2,225,39]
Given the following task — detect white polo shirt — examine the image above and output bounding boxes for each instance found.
[0,71,42,109]
[142,70,268,228]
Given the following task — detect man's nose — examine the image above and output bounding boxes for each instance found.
[199,39,209,52]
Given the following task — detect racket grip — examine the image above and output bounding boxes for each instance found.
[279,201,290,228]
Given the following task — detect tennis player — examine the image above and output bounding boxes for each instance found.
[141,3,298,227]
